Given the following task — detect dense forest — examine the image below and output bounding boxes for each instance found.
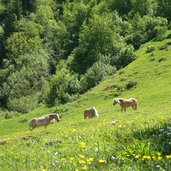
[0,0,171,114]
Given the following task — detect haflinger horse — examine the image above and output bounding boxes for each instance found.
[29,113,60,130]
[84,107,99,119]
[113,98,138,112]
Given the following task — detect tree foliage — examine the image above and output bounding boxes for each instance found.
[0,0,170,112]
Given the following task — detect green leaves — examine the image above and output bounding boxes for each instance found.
[0,0,171,111]
[0,50,49,111]
[5,32,42,59]
[70,13,123,73]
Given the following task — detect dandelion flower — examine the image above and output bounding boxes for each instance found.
[79,160,86,164]
[87,158,94,164]
[166,155,171,159]
[70,157,75,161]
[158,156,162,160]
[157,152,161,156]
[79,141,85,148]
[87,158,94,162]
[98,159,106,164]
[142,155,151,160]
[79,154,85,159]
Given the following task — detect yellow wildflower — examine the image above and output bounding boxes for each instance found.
[158,156,162,160]
[79,160,86,164]
[87,158,94,162]
[166,155,171,159]
[98,159,106,164]
[70,157,75,161]
[79,154,85,159]
[142,155,151,160]
[87,158,94,164]
[157,152,161,156]
[79,141,85,148]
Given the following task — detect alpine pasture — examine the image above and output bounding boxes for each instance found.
[0,39,171,171]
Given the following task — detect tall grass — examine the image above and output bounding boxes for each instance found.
[0,38,171,170]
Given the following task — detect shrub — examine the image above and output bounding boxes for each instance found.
[159,44,169,50]
[80,61,116,92]
[0,110,20,119]
[146,46,155,53]
[153,26,167,41]
[8,94,39,113]
[158,57,167,62]
[45,61,81,105]
[126,81,137,90]
[117,45,136,68]
[119,70,124,75]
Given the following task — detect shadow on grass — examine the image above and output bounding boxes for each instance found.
[133,120,171,155]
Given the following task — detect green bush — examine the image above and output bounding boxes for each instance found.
[126,81,137,90]
[146,46,155,53]
[45,61,81,105]
[117,45,136,68]
[80,61,116,92]
[8,94,39,113]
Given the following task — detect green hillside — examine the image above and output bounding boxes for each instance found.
[1,38,171,170]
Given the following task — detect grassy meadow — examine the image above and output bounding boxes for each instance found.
[0,38,171,171]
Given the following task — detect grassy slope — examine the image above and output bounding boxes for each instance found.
[0,38,171,170]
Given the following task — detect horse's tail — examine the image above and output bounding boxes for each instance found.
[132,98,138,110]
[93,107,99,117]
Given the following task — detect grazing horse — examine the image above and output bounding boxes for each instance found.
[29,113,60,130]
[113,98,138,112]
[84,107,99,119]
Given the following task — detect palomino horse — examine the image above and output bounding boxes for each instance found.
[113,98,138,112]
[29,113,60,130]
[84,107,99,119]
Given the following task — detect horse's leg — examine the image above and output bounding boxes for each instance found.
[122,104,126,112]
[33,125,36,129]
[121,106,123,112]
[132,105,135,110]
[135,104,137,110]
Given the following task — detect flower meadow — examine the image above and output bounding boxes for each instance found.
[0,116,171,171]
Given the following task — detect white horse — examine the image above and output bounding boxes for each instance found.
[113,98,138,112]
[84,107,99,119]
[29,113,60,130]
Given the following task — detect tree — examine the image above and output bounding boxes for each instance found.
[0,50,49,111]
[157,0,171,21]
[70,13,123,74]
[131,0,157,16]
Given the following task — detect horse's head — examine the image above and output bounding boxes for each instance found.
[49,113,60,122]
[113,98,120,105]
